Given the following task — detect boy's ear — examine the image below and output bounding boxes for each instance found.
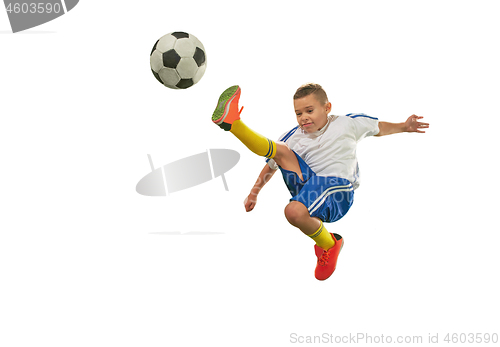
[325,102,332,113]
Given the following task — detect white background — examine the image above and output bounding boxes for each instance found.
[1,1,499,346]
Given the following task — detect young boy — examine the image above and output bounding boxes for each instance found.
[211,84,429,280]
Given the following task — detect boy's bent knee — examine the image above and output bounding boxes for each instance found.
[284,201,309,226]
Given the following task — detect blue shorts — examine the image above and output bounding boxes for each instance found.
[279,151,354,223]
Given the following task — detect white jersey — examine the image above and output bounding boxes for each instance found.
[267,113,379,189]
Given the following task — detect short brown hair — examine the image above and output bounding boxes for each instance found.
[293,83,328,105]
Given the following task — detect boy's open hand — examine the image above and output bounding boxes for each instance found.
[405,114,429,133]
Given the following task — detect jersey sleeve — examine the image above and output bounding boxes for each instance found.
[347,113,380,141]
[265,125,300,170]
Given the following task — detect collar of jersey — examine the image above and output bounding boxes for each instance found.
[302,115,338,137]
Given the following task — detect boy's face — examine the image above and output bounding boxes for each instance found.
[294,94,331,133]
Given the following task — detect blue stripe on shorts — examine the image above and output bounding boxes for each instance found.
[279,151,354,223]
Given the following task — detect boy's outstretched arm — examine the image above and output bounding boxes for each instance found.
[244,164,276,212]
[375,114,429,136]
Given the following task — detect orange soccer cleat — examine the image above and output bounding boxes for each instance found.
[314,233,344,281]
[212,85,244,131]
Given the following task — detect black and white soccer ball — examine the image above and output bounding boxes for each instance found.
[150,32,207,89]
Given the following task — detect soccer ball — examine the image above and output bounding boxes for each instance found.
[150,32,207,89]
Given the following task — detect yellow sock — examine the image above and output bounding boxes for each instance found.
[230,119,276,159]
[309,221,335,250]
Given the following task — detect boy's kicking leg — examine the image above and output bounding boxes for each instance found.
[212,85,303,179]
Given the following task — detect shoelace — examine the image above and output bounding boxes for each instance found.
[318,249,331,266]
